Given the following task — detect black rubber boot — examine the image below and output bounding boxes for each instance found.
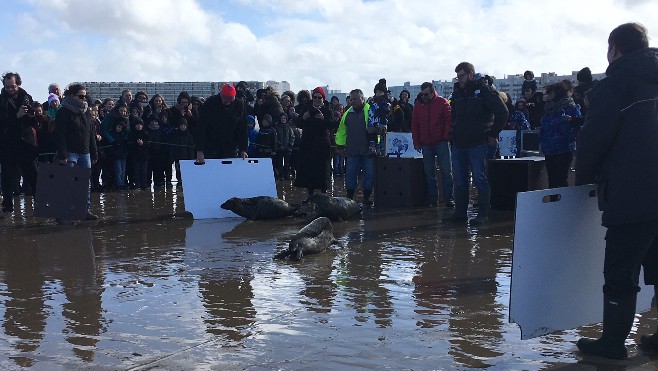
[577,294,637,359]
[443,186,468,223]
[346,189,355,200]
[639,286,658,352]
[469,188,490,225]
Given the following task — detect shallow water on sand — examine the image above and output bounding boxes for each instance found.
[1,180,657,370]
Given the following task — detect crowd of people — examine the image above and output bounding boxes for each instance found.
[0,63,596,221]
[0,21,657,362]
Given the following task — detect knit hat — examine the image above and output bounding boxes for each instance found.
[312,86,326,100]
[47,93,59,106]
[148,113,159,123]
[374,78,388,94]
[220,83,236,97]
[577,67,593,83]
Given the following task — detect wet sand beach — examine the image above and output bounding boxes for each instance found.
[1,180,658,370]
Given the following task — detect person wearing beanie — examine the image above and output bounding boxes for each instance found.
[367,78,391,157]
[374,78,388,95]
[196,83,247,161]
[574,67,598,118]
[293,86,336,198]
[46,93,61,119]
[577,67,593,83]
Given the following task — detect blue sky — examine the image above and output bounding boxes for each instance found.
[1,0,656,102]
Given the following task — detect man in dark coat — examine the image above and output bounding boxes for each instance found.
[446,62,509,225]
[0,72,35,218]
[575,22,658,360]
[195,84,248,161]
[55,83,99,220]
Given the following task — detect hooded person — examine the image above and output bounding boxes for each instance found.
[274,112,295,179]
[246,114,258,158]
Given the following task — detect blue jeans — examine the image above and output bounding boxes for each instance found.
[66,152,92,210]
[114,159,127,187]
[345,155,374,191]
[421,142,454,203]
[451,144,490,193]
[333,152,345,175]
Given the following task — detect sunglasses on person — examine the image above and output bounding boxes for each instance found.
[77,94,87,100]
[312,95,323,100]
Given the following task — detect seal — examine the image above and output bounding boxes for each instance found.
[294,194,362,222]
[220,196,296,220]
[273,217,342,261]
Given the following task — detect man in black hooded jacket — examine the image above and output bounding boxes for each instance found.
[576,22,658,360]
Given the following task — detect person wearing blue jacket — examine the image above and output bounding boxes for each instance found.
[539,82,581,188]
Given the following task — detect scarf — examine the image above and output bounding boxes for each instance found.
[61,95,87,114]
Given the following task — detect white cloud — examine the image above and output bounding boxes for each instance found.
[2,0,657,101]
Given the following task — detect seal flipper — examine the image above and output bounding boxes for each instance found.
[273,249,290,260]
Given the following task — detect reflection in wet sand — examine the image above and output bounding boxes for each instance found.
[0,186,657,369]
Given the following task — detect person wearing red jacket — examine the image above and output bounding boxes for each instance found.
[411,82,454,207]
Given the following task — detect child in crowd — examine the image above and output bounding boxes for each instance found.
[110,121,129,190]
[255,114,278,158]
[274,112,295,180]
[246,115,259,158]
[289,121,302,179]
[46,93,60,120]
[168,117,195,188]
[88,106,105,191]
[522,70,538,95]
[368,79,391,156]
[129,117,150,190]
[146,114,167,189]
[255,114,278,175]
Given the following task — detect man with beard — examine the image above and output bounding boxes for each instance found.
[196,83,248,161]
[445,62,508,225]
[0,72,35,218]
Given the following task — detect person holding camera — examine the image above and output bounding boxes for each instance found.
[0,72,35,218]
[293,87,336,198]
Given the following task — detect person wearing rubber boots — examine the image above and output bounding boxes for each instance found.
[575,22,658,360]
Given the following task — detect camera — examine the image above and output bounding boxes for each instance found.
[23,97,34,115]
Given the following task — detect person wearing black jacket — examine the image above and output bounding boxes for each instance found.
[446,62,509,225]
[293,87,336,197]
[0,72,35,217]
[575,22,658,360]
[196,84,247,161]
[55,83,98,220]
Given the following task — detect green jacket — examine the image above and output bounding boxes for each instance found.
[335,103,370,146]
